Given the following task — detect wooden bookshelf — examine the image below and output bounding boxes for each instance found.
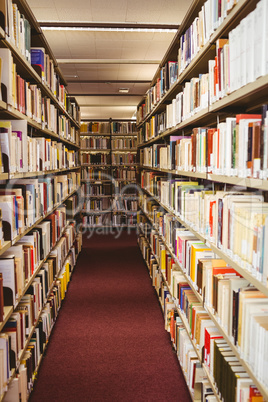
[80,120,138,228]
[139,203,268,399]
[136,0,268,399]
[0,1,82,399]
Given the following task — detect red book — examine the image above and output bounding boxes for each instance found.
[207,128,217,171]
[236,114,262,123]
[209,200,216,237]
[0,273,4,322]
[204,327,223,369]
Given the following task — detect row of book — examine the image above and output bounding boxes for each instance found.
[140,62,178,119]
[111,138,137,149]
[0,48,79,133]
[82,183,111,196]
[137,0,267,125]
[111,153,137,165]
[81,152,110,166]
[0,171,80,242]
[30,47,67,109]
[140,199,268,378]
[0,120,79,174]
[65,193,81,221]
[0,229,82,400]
[140,109,268,180]
[112,213,137,226]
[83,198,111,212]
[209,0,268,103]
[112,168,136,181]
[1,0,72,112]
[1,0,31,62]
[111,197,138,212]
[80,121,137,134]
[177,0,238,76]
[80,136,109,150]
[0,213,73,312]
[138,232,265,401]
[82,212,137,227]
[140,174,268,284]
[82,213,111,227]
[143,72,209,129]
[110,121,137,134]
[113,180,138,195]
[81,167,136,182]
[81,167,111,181]
[66,98,80,124]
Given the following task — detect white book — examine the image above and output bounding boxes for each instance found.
[260,0,268,76]
[240,18,247,87]
[245,11,254,85]
[253,1,263,80]
[0,256,16,305]
[235,23,241,91]
[228,28,235,93]
[0,48,13,105]
[0,335,9,391]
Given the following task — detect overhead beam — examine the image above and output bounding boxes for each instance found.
[68,93,144,96]
[79,104,138,107]
[39,21,179,30]
[58,59,160,64]
[67,79,151,84]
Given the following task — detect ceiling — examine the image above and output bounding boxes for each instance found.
[28,0,191,120]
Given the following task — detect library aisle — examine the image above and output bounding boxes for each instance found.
[29,231,191,401]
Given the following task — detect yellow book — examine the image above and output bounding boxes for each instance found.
[190,243,213,284]
[160,245,166,274]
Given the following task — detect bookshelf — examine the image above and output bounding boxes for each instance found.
[0,1,82,400]
[136,0,268,400]
[80,120,138,229]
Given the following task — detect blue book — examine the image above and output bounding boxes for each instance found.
[31,47,45,80]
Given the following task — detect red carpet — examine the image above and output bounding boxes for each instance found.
[30,231,192,402]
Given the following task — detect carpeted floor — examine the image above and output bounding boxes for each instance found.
[29,231,192,402]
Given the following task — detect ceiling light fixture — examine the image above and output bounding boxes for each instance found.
[119,88,129,93]
[41,26,177,33]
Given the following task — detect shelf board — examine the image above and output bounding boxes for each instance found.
[82,210,111,214]
[111,133,138,137]
[0,105,80,147]
[11,188,79,246]
[111,164,138,167]
[0,241,12,257]
[80,132,111,136]
[84,195,111,198]
[113,179,136,182]
[112,149,137,152]
[9,167,80,180]
[207,174,265,190]
[81,179,112,182]
[0,306,14,332]
[0,173,8,180]
[137,0,262,129]
[209,74,268,113]
[81,164,111,167]
[141,186,268,297]
[140,166,207,179]
[80,149,110,152]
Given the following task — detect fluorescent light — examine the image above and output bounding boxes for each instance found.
[42,26,177,33]
[119,88,129,93]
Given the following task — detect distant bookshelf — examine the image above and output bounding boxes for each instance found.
[80,120,138,228]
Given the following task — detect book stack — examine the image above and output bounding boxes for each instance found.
[80,136,109,149]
